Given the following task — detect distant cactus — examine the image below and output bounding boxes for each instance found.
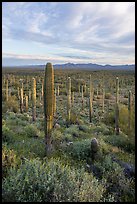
[20,88,23,113]
[102,87,105,113]
[89,75,93,122]
[44,63,54,155]
[81,85,84,109]
[128,90,132,132]
[6,79,8,102]
[32,78,36,121]
[115,77,119,135]
[67,77,71,121]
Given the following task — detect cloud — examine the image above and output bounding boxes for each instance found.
[2,2,135,65]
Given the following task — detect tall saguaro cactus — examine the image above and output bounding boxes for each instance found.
[128,90,132,132]
[32,78,36,121]
[115,77,119,135]
[25,95,28,112]
[54,87,57,115]
[20,88,23,113]
[67,77,71,121]
[102,87,105,113]
[44,63,54,155]
[89,75,93,122]
[81,85,84,109]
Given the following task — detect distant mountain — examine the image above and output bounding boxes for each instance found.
[2,63,135,70]
[53,63,135,70]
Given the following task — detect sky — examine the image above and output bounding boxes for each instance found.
[2,2,135,66]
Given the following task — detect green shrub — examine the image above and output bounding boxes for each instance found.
[66,139,91,161]
[105,93,112,99]
[2,144,17,178]
[23,124,40,138]
[2,158,105,202]
[2,125,15,144]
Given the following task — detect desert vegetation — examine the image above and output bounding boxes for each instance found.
[2,64,135,202]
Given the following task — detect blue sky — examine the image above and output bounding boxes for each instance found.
[2,2,135,66]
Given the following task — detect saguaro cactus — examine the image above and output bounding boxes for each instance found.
[6,79,8,102]
[54,87,57,115]
[89,75,93,122]
[81,85,84,109]
[44,63,54,155]
[25,95,28,112]
[32,78,36,121]
[102,87,105,113]
[57,85,60,96]
[41,79,44,101]
[67,77,71,121]
[72,91,74,105]
[20,88,23,113]
[115,77,119,135]
[128,90,132,132]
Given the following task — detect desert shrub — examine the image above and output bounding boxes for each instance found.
[104,134,135,153]
[103,110,115,127]
[66,139,91,161]
[51,129,64,148]
[78,124,90,133]
[23,124,40,138]
[2,158,105,202]
[105,93,112,99]
[65,125,79,138]
[2,125,15,144]
[2,144,17,178]
[2,95,19,113]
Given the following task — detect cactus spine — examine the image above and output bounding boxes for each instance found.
[115,77,119,135]
[44,63,54,155]
[67,77,71,121]
[89,75,93,122]
[32,78,36,121]
[6,79,8,101]
[128,90,132,132]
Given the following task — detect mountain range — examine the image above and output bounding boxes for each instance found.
[2,63,135,70]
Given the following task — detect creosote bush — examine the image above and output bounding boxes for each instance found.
[2,158,105,202]
[23,124,40,138]
[2,95,19,113]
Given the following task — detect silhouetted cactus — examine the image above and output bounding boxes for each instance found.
[44,63,54,155]
[115,77,119,135]
[32,78,36,121]
[67,77,71,121]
